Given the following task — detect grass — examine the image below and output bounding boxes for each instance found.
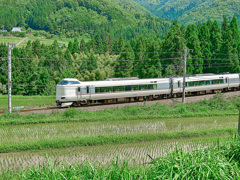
[0,115,237,153]
[0,95,55,109]
[0,115,237,144]
[0,94,239,178]
[1,136,240,179]
[0,136,223,172]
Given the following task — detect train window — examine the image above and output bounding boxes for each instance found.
[95,87,101,93]
[77,87,81,92]
[125,86,131,91]
[140,85,148,90]
[200,81,205,86]
[113,86,124,92]
[149,84,157,89]
[193,81,198,86]
[131,85,139,91]
[101,87,113,92]
[206,81,210,85]
[58,81,80,85]
[87,86,89,93]
[178,81,181,87]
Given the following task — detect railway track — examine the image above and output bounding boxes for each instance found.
[0,107,58,114]
[0,90,239,115]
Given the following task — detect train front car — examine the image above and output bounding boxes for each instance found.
[56,78,81,107]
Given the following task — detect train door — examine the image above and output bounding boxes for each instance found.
[178,81,182,92]
[239,75,240,87]
[226,77,230,90]
[77,87,82,100]
[87,85,95,99]
[238,74,240,87]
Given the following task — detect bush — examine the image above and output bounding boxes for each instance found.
[63,108,78,118]
[3,31,8,36]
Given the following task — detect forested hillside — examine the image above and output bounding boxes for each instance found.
[0,16,239,95]
[133,0,240,25]
[0,0,170,39]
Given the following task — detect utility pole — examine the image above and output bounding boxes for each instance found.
[182,48,187,103]
[238,108,240,137]
[182,48,194,103]
[8,43,15,113]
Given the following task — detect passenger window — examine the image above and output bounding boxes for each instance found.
[125,86,131,91]
[113,86,125,92]
[131,85,139,91]
[95,87,100,93]
[78,87,81,92]
[140,85,148,90]
[101,87,113,92]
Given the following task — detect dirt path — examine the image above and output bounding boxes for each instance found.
[16,37,27,46]
[21,91,240,115]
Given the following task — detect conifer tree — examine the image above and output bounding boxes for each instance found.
[67,41,73,52]
[229,15,240,72]
[210,20,222,73]
[132,36,147,78]
[185,24,202,74]
[162,19,185,75]
[221,16,236,73]
[72,38,79,55]
[198,23,211,73]
[115,43,135,77]
[95,35,104,54]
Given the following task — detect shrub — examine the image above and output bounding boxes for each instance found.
[63,108,78,118]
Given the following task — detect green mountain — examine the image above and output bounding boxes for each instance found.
[0,0,171,39]
[133,0,240,25]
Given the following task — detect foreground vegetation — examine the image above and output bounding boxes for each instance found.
[1,136,240,179]
[0,94,240,178]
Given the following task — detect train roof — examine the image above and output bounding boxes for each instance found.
[61,78,80,81]
[81,78,170,87]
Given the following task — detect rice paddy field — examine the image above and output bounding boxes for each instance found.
[0,93,240,179]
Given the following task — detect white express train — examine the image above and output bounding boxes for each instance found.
[56,73,240,107]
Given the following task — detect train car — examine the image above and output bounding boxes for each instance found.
[56,73,240,107]
[56,77,171,107]
[172,73,240,96]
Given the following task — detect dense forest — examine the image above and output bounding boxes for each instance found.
[134,0,240,26]
[0,0,170,39]
[0,16,240,95]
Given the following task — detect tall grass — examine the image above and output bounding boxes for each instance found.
[2,135,240,179]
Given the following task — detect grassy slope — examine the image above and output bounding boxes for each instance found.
[134,0,240,25]
[0,34,73,48]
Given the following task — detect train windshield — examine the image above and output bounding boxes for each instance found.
[58,80,80,85]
